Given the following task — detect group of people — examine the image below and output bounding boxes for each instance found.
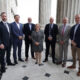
[0,12,44,75]
[0,12,80,77]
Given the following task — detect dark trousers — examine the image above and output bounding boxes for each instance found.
[6,41,12,64]
[0,49,5,73]
[45,41,56,61]
[25,40,34,58]
[13,39,22,62]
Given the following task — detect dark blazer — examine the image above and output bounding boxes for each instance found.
[23,23,35,41]
[0,21,11,48]
[11,22,23,40]
[70,24,80,48]
[44,23,58,42]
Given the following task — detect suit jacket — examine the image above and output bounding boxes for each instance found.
[23,23,35,41]
[70,24,80,48]
[58,24,71,44]
[0,21,12,48]
[32,30,44,52]
[44,23,58,42]
[11,22,23,40]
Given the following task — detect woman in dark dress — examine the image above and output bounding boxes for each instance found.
[32,24,44,66]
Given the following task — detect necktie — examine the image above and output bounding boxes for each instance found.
[4,23,10,33]
[62,26,65,36]
[49,24,52,37]
[50,24,52,29]
[29,24,32,30]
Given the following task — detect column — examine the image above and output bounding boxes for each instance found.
[56,0,61,24]
[0,0,7,21]
[56,0,80,60]
[56,0,80,25]
[39,0,51,28]
[60,0,64,23]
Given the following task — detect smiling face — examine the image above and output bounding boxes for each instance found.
[28,18,32,23]
[35,24,40,31]
[50,17,54,24]
[63,17,68,24]
[1,12,7,22]
[75,15,80,24]
[14,15,20,23]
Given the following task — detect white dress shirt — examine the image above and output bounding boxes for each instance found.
[29,24,32,30]
[16,22,20,30]
[50,24,54,29]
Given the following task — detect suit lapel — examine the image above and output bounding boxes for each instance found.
[27,23,30,31]
[14,22,20,31]
[1,21,9,34]
[28,23,32,31]
[60,26,63,34]
[64,25,68,34]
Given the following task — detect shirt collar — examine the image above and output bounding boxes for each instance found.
[62,24,68,27]
[2,21,7,24]
[50,23,53,25]
[76,23,80,26]
[15,22,19,24]
[29,23,32,25]
[50,23,53,27]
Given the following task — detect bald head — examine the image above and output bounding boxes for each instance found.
[50,17,54,24]
[75,14,80,24]
[63,17,68,24]
[28,17,32,23]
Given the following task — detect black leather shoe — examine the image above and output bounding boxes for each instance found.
[14,61,18,64]
[1,69,6,73]
[19,59,24,62]
[43,59,48,62]
[35,62,38,64]
[52,60,56,64]
[0,71,2,79]
[39,64,44,66]
[7,63,15,66]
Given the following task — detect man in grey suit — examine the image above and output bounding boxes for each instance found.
[57,17,71,67]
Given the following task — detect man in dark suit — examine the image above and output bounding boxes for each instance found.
[43,17,58,63]
[23,18,35,61]
[11,15,24,64]
[0,12,14,73]
[67,14,80,76]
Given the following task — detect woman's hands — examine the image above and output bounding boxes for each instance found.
[35,42,40,46]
